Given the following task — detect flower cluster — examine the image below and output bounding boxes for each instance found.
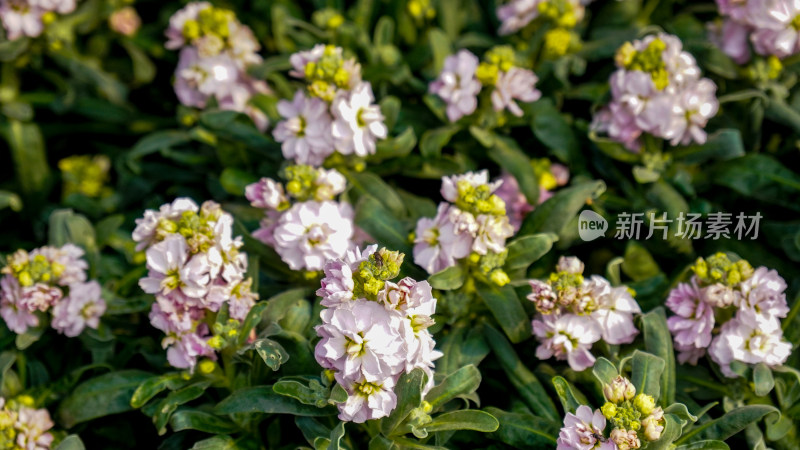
[245,166,359,272]
[556,405,615,450]
[710,0,800,63]
[592,33,719,151]
[493,159,570,231]
[666,252,791,377]
[133,198,258,371]
[496,0,592,57]
[58,154,111,199]
[413,170,514,285]
[601,376,665,449]
[0,0,76,40]
[315,247,441,423]
[528,257,641,371]
[429,46,541,122]
[0,396,54,450]
[165,2,268,130]
[0,244,105,337]
[276,45,387,165]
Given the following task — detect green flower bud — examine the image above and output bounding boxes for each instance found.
[601,402,617,419]
[634,393,655,416]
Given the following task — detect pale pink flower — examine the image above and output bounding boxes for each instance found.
[337,375,397,423]
[440,170,501,203]
[15,405,54,450]
[556,405,615,450]
[317,245,378,307]
[273,90,335,166]
[0,1,45,40]
[51,281,106,337]
[491,67,542,116]
[413,204,475,274]
[533,314,600,371]
[429,50,482,122]
[272,201,355,271]
[164,1,211,50]
[472,214,514,255]
[666,280,715,364]
[587,276,641,345]
[709,309,792,377]
[331,82,387,157]
[0,276,39,334]
[737,266,789,319]
[245,178,287,210]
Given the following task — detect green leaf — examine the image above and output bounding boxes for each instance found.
[348,171,406,218]
[504,233,557,271]
[530,100,579,163]
[48,209,97,251]
[273,379,328,407]
[121,39,156,84]
[674,405,779,445]
[427,28,451,75]
[766,98,800,134]
[674,441,730,450]
[126,130,192,172]
[483,326,559,422]
[381,368,426,435]
[712,154,800,211]
[428,265,465,291]
[0,190,22,211]
[483,407,559,449]
[190,435,237,450]
[641,308,676,406]
[373,127,417,161]
[329,383,348,404]
[355,196,412,257]
[5,120,50,195]
[215,386,337,416]
[296,417,331,447]
[153,382,211,435]
[219,168,257,196]
[489,136,539,205]
[54,435,86,450]
[592,357,618,386]
[379,96,401,131]
[665,403,698,428]
[130,373,185,408]
[590,131,640,163]
[327,421,346,450]
[631,350,665,402]
[170,410,237,434]
[519,181,606,237]
[753,363,775,397]
[58,370,153,428]
[425,364,481,411]
[424,410,499,433]
[672,129,745,164]
[420,125,460,158]
[552,376,589,414]
[237,301,268,347]
[476,281,531,343]
[263,288,312,325]
[0,38,30,62]
[645,414,683,450]
[254,339,290,371]
[621,241,660,281]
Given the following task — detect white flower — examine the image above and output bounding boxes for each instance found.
[132,198,199,250]
[0,1,45,40]
[491,67,542,116]
[413,204,475,274]
[472,214,514,255]
[317,245,378,307]
[440,170,501,203]
[51,281,106,337]
[313,168,348,200]
[533,314,601,371]
[139,235,213,299]
[429,50,482,122]
[710,309,792,377]
[273,90,335,166]
[272,201,355,271]
[586,276,641,345]
[331,82,387,157]
[337,375,398,423]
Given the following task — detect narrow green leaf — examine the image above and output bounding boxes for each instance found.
[214,386,337,416]
[5,120,50,195]
[381,368,426,435]
[327,422,346,450]
[592,357,618,386]
[631,350,666,402]
[348,171,407,218]
[254,338,290,371]
[420,125,460,158]
[483,326,559,421]
[641,308,676,406]
[58,370,154,428]
[489,136,539,204]
[424,410,498,433]
[552,376,589,414]
[170,410,237,434]
[530,100,579,163]
[425,364,481,411]
[484,406,559,449]
[153,382,211,435]
[674,405,779,445]
[355,196,412,257]
[672,129,745,164]
[130,373,185,408]
[428,265,465,291]
[505,234,557,271]
[519,181,606,237]
[476,281,531,343]
[753,363,775,397]
[54,435,86,450]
